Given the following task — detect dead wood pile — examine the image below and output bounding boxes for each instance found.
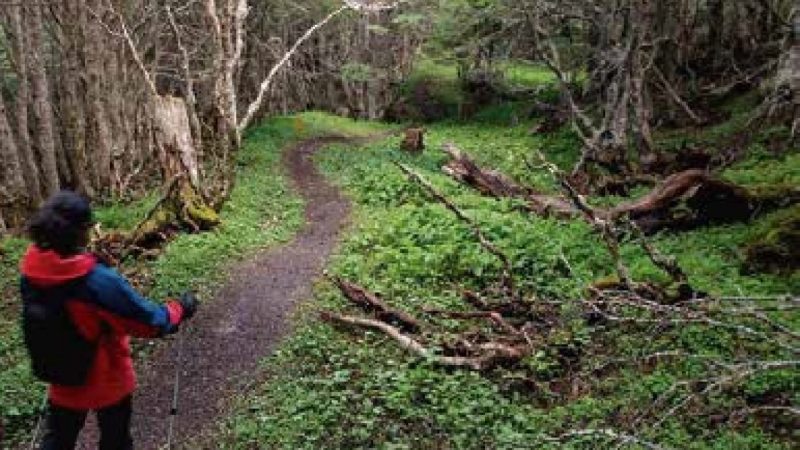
[441,143,798,234]
[322,146,798,447]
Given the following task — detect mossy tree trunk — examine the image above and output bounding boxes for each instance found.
[126,95,220,249]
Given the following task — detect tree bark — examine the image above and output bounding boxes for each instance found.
[0,89,26,207]
[708,0,725,69]
[84,0,114,193]
[59,0,93,196]
[6,4,42,205]
[27,2,61,198]
[152,96,201,187]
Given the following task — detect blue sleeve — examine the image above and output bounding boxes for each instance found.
[85,265,178,336]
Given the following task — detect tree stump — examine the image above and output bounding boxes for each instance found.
[402,127,425,153]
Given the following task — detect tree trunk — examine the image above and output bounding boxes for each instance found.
[0,90,26,207]
[120,95,219,251]
[6,4,42,205]
[84,0,113,193]
[60,0,93,196]
[708,0,724,69]
[152,96,201,187]
[27,2,61,198]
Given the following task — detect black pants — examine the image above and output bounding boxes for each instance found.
[40,395,133,450]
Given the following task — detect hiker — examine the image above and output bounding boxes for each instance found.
[19,191,199,450]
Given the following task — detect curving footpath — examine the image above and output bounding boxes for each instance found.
[75,136,354,449]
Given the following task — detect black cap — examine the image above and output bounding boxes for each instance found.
[46,191,94,228]
[28,190,94,255]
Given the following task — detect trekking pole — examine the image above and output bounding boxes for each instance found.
[166,330,185,450]
[28,390,48,450]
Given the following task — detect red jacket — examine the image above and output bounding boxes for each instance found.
[20,245,184,410]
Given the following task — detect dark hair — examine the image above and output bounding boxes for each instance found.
[28,191,94,256]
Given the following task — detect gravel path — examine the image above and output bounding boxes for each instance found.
[75,137,353,449]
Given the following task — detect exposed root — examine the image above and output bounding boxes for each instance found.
[89,176,220,264]
[130,176,219,247]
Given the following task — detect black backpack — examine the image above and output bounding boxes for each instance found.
[21,277,98,386]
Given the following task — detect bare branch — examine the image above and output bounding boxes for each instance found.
[321,312,524,370]
[92,1,158,96]
[542,428,671,450]
[329,275,422,333]
[238,5,350,134]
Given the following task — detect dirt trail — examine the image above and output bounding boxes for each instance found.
[75,137,353,449]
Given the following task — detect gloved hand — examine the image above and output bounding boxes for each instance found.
[178,291,200,321]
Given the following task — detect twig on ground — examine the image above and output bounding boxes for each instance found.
[328,275,422,333]
[321,312,525,370]
[541,428,671,450]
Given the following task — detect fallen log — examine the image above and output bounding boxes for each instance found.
[441,143,577,219]
[609,170,745,218]
[441,143,798,234]
[329,276,422,333]
[321,312,526,370]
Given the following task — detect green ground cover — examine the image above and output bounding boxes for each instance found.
[219,120,797,448]
[401,57,559,125]
[0,112,382,447]
[218,64,797,448]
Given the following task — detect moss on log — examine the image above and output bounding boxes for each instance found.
[130,178,220,249]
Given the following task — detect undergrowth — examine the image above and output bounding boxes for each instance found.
[0,111,379,448]
[219,102,797,448]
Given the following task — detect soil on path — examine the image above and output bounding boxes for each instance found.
[76,137,354,449]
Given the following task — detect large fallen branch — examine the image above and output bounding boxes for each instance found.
[441,143,577,219]
[441,143,797,234]
[609,169,748,219]
[324,276,537,371]
[321,312,525,371]
[329,276,422,333]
